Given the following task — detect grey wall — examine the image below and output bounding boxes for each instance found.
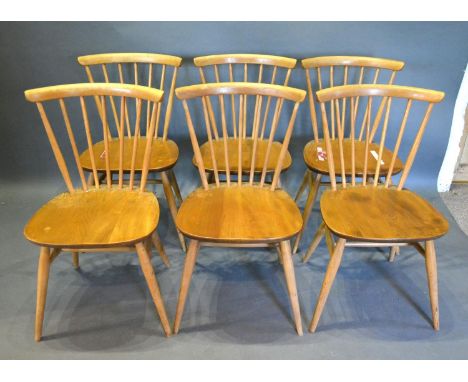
[1,22,467,189]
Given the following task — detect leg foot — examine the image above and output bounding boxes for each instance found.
[280,241,303,335]
[173,240,200,334]
[309,238,346,333]
[35,247,51,342]
[135,242,171,337]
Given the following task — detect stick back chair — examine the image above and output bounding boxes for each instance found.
[77,53,186,251]
[24,83,172,341]
[193,54,297,184]
[173,82,306,335]
[307,84,448,332]
[293,56,405,254]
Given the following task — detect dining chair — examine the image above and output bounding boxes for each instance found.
[193,54,297,184]
[308,84,448,332]
[293,56,405,257]
[173,82,306,335]
[24,83,171,341]
[77,53,186,251]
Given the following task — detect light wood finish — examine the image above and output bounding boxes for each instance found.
[151,231,170,268]
[80,137,179,172]
[303,139,403,176]
[78,53,182,67]
[173,240,200,334]
[424,240,439,330]
[71,252,80,269]
[135,242,171,336]
[176,185,302,243]
[195,138,292,174]
[309,238,346,333]
[308,84,447,332]
[161,171,186,251]
[279,240,303,335]
[25,83,163,103]
[35,247,51,342]
[193,55,297,182]
[176,82,305,103]
[194,53,296,68]
[295,56,406,254]
[24,189,159,248]
[302,56,404,71]
[78,53,184,249]
[174,83,305,334]
[25,83,171,341]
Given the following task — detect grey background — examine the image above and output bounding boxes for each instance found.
[1,22,468,359]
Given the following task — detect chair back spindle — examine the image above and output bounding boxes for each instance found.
[25,83,164,193]
[176,82,306,190]
[315,84,444,191]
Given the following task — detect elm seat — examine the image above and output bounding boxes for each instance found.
[80,137,179,172]
[303,139,404,176]
[194,138,292,173]
[176,185,303,243]
[24,189,160,248]
[320,186,449,242]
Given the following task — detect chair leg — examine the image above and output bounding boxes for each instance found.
[324,227,335,256]
[293,173,322,254]
[173,240,200,334]
[302,222,326,263]
[35,247,51,342]
[151,231,170,268]
[86,173,94,186]
[135,242,171,337]
[275,244,283,264]
[279,241,303,335]
[388,246,400,262]
[168,169,183,205]
[309,238,346,333]
[294,169,310,202]
[425,240,439,330]
[71,252,80,269]
[161,171,186,252]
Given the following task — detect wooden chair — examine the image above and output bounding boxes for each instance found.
[77,53,186,251]
[308,84,448,332]
[293,56,405,255]
[193,54,297,184]
[24,83,172,341]
[173,82,306,335]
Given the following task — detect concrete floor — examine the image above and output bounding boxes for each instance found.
[1,173,468,359]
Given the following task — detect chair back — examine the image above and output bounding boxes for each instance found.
[78,53,182,140]
[176,82,306,189]
[302,56,405,142]
[194,54,297,140]
[315,84,444,190]
[25,83,164,193]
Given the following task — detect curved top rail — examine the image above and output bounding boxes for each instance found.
[302,56,405,71]
[77,53,182,67]
[176,82,306,102]
[316,84,445,103]
[194,54,297,69]
[25,83,164,103]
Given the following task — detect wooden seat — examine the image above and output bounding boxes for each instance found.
[305,84,447,334]
[321,186,448,242]
[80,137,178,172]
[304,139,403,175]
[24,83,172,341]
[177,186,302,243]
[195,138,292,174]
[78,53,186,251]
[173,82,306,336]
[293,56,406,254]
[25,189,159,248]
[194,54,297,182]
